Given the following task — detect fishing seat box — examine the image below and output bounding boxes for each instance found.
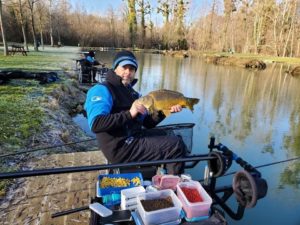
[137,189,182,225]
[176,181,212,219]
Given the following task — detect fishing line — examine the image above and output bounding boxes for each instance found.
[222,155,300,177]
[0,138,97,159]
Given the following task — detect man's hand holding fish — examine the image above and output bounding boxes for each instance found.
[170,104,182,113]
[130,101,148,118]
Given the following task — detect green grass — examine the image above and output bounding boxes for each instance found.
[0,46,80,150]
[0,46,80,71]
[0,82,44,147]
[0,46,79,195]
[191,50,300,65]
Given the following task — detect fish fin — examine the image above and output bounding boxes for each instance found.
[148,106,155,115]
[186,98,200,112]
[162,109,171,117]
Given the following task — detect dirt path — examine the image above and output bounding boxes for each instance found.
[0,151,107,225]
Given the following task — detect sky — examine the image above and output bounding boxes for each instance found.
[68,0,213,25]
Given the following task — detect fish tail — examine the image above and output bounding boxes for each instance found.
[186,98,200,111]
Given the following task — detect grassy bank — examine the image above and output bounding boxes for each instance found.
[0,46,81,196]
[189,50,300,65]
[0,46,79,70]
[0,46,80,150]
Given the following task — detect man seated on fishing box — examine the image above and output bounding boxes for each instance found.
[84,50,188,175]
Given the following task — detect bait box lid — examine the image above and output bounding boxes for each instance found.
[97,173,143,197]
[137,189,182,225]
[160,175,180,190]
[121,186,146,201]
[121,186,146,210]
[176,181,212,219]
[152,175,180,191]
[121,198,138,211]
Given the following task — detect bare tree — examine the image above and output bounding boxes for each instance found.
[273,0,298,57]
[137,0,151,48]
[36,0,47,49]
[1,0,300,55]
[48,0,54,46]
[107,6,117,47]
[0,0,8,55]
[253,0,275,54]
[127,0,137,48]
[282,0,297,56]
[207,0,216,48]
[27,0,39,51]
[157,0,171,25]
[238,0,252,53]
[11,0,29,50]
[222,0,236,51]
[173,0,189,49]
[157,0,175,49]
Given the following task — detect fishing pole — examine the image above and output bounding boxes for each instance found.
[0,155,215,179]
[0,138,97,159]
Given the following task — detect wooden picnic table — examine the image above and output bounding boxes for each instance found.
[9,45,28,56]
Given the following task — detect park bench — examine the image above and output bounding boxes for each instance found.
[8,45,28,56]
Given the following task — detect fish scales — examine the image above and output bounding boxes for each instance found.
[136,89,199,117]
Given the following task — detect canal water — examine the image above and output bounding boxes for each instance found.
[75,51,300,225]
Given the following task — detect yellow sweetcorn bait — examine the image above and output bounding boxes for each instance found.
[100,177,131,188]
[131,177,141,186]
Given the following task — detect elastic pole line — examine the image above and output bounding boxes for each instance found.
[222,155,300,177]
[254,156,300,169]
[0,138,97,158]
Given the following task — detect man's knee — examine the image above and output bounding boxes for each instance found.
[174,136,187,156]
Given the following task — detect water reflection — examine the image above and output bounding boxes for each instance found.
[78,51,300,224]
[72,114,95,138]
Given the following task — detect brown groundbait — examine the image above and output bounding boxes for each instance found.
[141,196,174,212]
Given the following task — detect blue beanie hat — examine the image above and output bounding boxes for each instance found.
[113,50,138,71]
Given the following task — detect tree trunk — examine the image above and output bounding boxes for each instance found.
[49,0,54,46]
[296,40,300,57]
[137,0,146,48]
[222,14,230,51]
[27,0,39,51]
[208,0,216,47]
[0,0,8,56]
[18,0,29,51]
[277,0,289,56]
[40,31,44,50]
[282,0,297,57]
[157,0,170,26]
[127,0,137,48]
[222,0,235,51]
